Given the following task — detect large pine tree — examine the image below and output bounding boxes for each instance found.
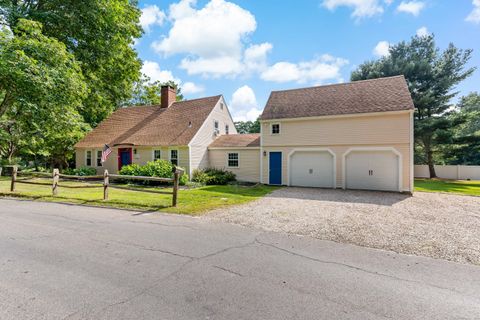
[351,35,475,178]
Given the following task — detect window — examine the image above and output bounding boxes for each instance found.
[271,123,280,134]
[96,150,102,167]
[214,120,219,130]
[170,150,178,166]
[220,102,224,110]
[225,124,229,135]
[228,153,239,168]
[153,149,161,160]
[86,150,92,166]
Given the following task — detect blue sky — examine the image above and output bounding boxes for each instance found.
[135,0,480,121]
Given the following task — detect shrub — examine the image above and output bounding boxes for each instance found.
[192,168,236,185]
[118,163,143,176]
[139,159,173,178]
[63,166,97,176]
[119,160,188,185]
[179,172,189,186]
[192,169,210,184]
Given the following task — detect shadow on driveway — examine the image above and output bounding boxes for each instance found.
[264,187,411,206]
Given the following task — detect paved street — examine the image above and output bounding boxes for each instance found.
[1,199,479,320]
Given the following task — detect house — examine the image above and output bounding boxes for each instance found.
[75,75,414,193]
[207,75,414,193]
[74,85,237,178]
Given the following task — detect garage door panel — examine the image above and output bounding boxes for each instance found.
[290,151,334,188]
[346,150,399,192]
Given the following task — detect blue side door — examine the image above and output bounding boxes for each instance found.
[269,152,282,185]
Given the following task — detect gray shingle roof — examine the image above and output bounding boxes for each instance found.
[260,76,414,120]
[75,96,221,148]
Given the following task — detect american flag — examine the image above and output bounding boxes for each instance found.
[101,144,112,163]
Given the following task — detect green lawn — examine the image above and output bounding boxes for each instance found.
[415,178,480,196]
[0,177,278,215]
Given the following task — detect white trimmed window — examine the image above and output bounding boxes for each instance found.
[86,150,92,166]
[170,150,178,166]
[96,150,102,167]
[271,123,280,134]
[153,149,161,160]
[214,120,219,132]
[227,153,239,168]
[225,124,229,135]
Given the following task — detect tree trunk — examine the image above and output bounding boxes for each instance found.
[425,144,437,178]
[0,91,13,118]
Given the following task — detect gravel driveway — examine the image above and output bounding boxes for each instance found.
[206,188,480,265]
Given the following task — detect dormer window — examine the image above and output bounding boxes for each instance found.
[271,123,280,134]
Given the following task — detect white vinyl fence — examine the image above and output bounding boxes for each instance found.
[414,165,480,180]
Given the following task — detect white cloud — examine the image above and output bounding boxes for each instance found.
[140,5,166,32]
[416,26,429,37]
[396,1,425,16]
[244,42,273,73]
[152,0,259,78]
[260,54,348,84]
[373,41,390,57]
[322,0,385,18]
[229,85,262,121]
[141,61,179,83]
[466,0,480,23]
[181,82,205,95]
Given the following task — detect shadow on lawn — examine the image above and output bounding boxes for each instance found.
[0,192,170,212]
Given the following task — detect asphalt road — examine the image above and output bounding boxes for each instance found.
[0,199,479,320]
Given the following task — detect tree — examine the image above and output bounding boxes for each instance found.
[351,35,475,177]
[124,78,184,106]
[1,0,143,126]
[0,20,87,165]
[441,92,480,165]
[234,119,260,134]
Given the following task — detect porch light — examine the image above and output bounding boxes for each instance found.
[263,151,267,157]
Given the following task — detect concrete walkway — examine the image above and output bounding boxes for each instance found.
[1,199,479,319]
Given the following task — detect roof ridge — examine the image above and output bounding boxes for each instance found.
[270,75,406,94]
[119,94,222,109]
[171,94,222,105]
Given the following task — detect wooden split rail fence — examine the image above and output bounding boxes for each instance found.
[10,166,184,207]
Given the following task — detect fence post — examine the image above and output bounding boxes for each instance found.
[103,170,109,200]
[10,166,17,192]
[52,169,59,196]
[172,170,180,207]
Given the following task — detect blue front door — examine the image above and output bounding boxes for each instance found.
[269,152,282,185]
[118,148,132,170]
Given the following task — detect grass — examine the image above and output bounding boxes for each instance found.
[415,178,480,196]
[0,177,278,215]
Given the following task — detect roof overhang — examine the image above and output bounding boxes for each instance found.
[259,109,413,123]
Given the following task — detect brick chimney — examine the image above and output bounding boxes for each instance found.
[161,85,176,108]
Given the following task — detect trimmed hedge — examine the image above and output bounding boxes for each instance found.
[119,160,188,185]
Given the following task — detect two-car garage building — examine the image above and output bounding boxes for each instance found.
[209,76,414,193]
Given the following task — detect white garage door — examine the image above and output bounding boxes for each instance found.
[345,150,399,192]
[290,151,334,188]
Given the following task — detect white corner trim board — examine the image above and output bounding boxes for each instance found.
[342,147,403,192]
[287,148,336,188]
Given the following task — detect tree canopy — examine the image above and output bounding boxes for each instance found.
[1,0,143,126]
[0,19,88,165]
[234,119,260,134]
[0,0,143,167]
[351,34,475,177]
